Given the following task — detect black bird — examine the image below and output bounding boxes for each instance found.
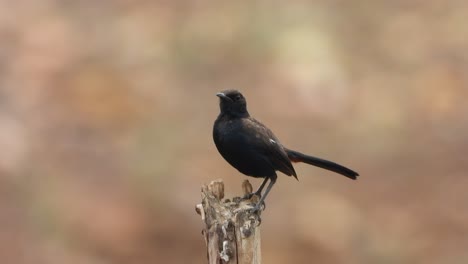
[213,90,358,211]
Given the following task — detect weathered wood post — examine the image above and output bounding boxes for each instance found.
[196,179,262,264]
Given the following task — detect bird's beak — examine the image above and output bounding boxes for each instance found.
[216,92,232,101]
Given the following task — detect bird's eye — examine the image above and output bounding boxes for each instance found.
[234,95,242,101]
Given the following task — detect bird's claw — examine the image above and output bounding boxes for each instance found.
[249,201,265,213]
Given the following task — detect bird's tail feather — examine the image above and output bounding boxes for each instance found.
[285,149,358,180]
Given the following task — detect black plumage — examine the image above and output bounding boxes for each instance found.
[213,90,358,211]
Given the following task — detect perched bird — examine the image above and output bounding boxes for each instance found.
[213,89,358,211]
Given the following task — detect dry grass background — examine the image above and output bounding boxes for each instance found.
[1,1,468,264]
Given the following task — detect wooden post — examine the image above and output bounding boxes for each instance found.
[196,179,262,264]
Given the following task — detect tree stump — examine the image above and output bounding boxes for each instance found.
[195,179,262,264]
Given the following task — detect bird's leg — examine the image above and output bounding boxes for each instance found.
[243,177,269,199]
[253,175,276,212]
[254,177,269,197]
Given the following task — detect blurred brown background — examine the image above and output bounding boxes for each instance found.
[1,1,468,264]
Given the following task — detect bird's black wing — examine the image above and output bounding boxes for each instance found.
[242,118,297,178]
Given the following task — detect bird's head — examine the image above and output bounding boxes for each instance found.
[216,90,249,117]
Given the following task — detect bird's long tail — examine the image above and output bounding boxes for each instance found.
[285,149,359,180]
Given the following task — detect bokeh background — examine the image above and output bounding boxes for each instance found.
[1,1,468,264]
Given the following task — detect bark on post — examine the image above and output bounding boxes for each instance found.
[196,179,262,264]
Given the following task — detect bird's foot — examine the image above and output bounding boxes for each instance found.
[241,191,265,212]
[249,201,265,213]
